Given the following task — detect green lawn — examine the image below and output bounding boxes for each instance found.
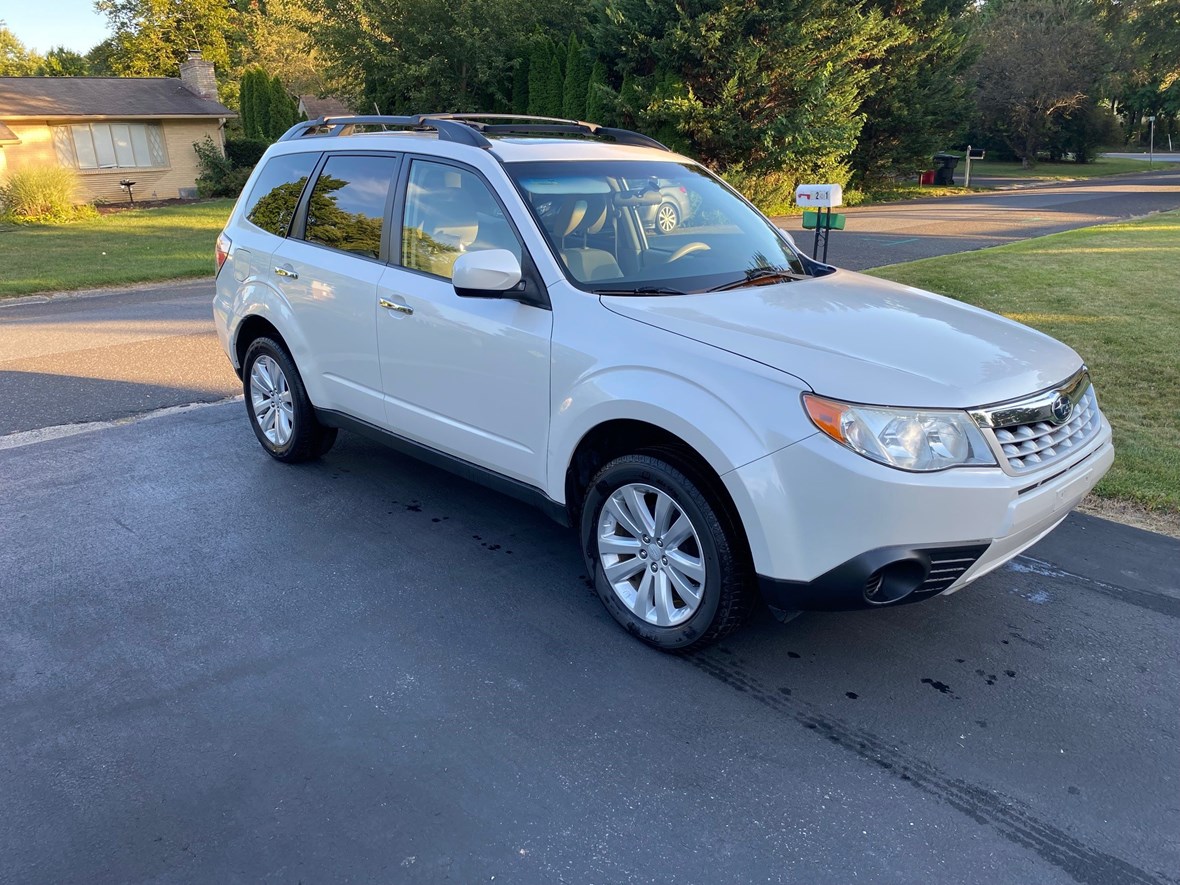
[869,211,1180,513]
[0,200,234,297]
[968,156,1155,180]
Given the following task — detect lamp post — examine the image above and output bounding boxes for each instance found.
[1147,116,1156,169]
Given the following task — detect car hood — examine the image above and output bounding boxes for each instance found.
[600,270,1082,408]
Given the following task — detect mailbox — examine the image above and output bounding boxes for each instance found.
[794,183,843,208]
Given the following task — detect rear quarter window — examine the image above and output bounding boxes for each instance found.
[242,152,320,237]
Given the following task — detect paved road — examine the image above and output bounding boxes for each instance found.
[1,405,1177,883]
[775,166,1180,269]
[0,280,239,435]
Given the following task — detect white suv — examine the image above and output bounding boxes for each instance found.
[213,114,1113,651]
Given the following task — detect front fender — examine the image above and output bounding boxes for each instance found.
[546,362,812,504]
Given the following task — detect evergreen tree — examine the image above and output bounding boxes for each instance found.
[527,40,551,115]
[585,59,611,124]
[240,69,259,139]
[594,0,898,178]
[543,43,564,116]
[269,74,295,137]
[511,55,530,114]
[563,34,589,120]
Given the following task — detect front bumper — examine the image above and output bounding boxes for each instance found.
[724,418,1114,611]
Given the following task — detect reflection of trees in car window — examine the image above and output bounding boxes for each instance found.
[303,156,397,260]
[243,152,320,237]
[248,177,309,237]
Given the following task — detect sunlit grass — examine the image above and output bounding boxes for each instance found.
[869,211,1180,513]
[969,156,1156,180]
[0,200,234,297]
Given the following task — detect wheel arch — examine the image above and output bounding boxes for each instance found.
[561,418,756,579]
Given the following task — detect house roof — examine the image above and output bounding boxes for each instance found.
[298,95,351,119]
[0,77,235,119]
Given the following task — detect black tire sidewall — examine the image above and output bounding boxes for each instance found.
[242,337,315,461]
[581,456,727,651]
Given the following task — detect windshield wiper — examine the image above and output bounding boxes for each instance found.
[594,286,689,297]
[708,267,808,292]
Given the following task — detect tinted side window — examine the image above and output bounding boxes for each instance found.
[303,155,398,260]
[402,160,522,279]
[243,152,319,237]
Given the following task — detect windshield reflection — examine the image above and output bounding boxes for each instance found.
[506,159,808,294]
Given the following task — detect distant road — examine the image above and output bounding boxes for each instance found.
[774,166,1180,270]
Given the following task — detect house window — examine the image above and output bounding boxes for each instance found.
[54,122,168,170]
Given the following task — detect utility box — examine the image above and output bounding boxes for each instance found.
[932,153,960,186]
[794,183,843,208]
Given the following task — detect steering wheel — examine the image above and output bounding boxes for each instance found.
[667,242,711,262]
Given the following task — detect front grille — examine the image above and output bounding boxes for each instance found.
[992,386,1100,473]
[916,544,990,594]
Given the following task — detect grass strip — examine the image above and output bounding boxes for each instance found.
[0,200,234,297]
[968,156,1156,180]
[869,211,1180,513]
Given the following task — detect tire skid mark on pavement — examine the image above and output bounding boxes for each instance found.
[0,396,243,452]
[690,651,1176,885]
[1008,556,1180,618]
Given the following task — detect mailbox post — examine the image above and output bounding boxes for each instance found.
[794,184,843,262]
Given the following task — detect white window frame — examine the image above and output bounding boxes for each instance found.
[56,122,170,171]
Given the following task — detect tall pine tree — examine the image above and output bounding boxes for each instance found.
[562,34,589,120]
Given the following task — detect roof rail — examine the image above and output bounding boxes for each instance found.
[421,114,670,151]
[277,113,670,152]
[277,115,491,148]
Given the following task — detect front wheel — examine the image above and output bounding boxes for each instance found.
[581,454,753,652]
[242,337,337,462]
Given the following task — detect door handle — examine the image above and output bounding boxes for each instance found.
[273,265,298,279]
[379,298,414,316]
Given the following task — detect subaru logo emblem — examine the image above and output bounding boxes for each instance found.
[1050,393,1072,425]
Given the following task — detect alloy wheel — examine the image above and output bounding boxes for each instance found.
[249,355,295,446]
[597,483,706,627]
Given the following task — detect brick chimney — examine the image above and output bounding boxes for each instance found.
[179,50,218,102]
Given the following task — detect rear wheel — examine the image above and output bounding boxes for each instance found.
[243,337,337,462]
[581,454,752,651]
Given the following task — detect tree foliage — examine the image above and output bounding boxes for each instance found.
[971,0,1106,166]
[593,0,900,180]
[851,0,976,183]
[0,24,40,75]
[94,0,240,85]
[34,47,92,77]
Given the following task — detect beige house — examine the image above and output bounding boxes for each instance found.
[0,53,235,203]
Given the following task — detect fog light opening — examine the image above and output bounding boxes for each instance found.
[863,559,928,605]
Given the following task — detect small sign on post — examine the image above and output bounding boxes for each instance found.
[795,184,844,262]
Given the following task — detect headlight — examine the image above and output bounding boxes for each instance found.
[803,394,997,472]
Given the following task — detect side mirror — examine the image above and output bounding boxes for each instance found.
[452,249,522,297]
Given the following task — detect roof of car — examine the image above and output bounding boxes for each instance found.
[271,115,693,166]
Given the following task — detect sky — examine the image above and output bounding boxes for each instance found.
[1,0,112,55]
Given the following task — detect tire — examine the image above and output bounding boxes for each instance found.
[242,336,337,463]
[580,454,753,652]
[654,202,679,234]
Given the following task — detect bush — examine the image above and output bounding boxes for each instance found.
[722,160,851,217]
[0,166,96,224]
[225,137,269,169]
[193,135,253,198]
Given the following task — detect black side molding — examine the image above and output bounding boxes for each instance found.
[314,408,572,527]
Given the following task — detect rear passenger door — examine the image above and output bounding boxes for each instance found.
[375,158,553,488]
[270,152,399,427]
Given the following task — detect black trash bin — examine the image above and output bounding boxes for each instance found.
[932,153,960,186]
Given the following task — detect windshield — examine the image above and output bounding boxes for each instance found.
[506,159,809,294]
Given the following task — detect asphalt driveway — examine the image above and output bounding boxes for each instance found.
[1,404,1177,884]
